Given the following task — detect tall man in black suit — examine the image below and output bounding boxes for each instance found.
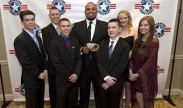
[42,7,61,108]
[97,18,130,108]
[70,2,109,108]
[14,10,47,108]
[49,18,81,108]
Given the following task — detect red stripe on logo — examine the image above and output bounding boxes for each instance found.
[164,27,171,32]
[47,4,53,9]
[158,68,164,73]
[9,50,16,54]
[110,4,116,9]
[65,4,71,6]
[21,5,28,10]
[15,88,20,92]
[3,5,10,10]
[135,4,141,9]
[153,4,160,9]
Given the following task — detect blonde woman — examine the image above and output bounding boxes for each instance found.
[117,10,137,108]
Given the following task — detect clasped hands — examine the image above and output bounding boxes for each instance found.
[81,43,100,54]
[129,69,139,81]
[102,76,117,90]
[39,70,48,80]
[69,74,78,83]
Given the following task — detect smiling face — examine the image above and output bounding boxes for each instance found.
[139,20,150,36]
[59,20,71,37]
[22,14,35,32]
[118,13,129,27]
[108,22,121,40]
[49,8,61,25]
[85,2,97,21]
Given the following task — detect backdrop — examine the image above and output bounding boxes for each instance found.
[0,0,178,101]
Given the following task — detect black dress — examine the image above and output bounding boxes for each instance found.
[121,36,134,82]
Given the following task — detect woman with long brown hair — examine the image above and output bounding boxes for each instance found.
[129,16,159,108]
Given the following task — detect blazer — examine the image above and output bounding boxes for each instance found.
[42,23,59,73]
[49,36,82,88]
[97,38,130,91]
[14,30,46,88]
[70,19,109,62]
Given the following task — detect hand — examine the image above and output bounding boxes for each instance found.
[129,73,139,81]
[101,82,110,90]
[106,76,117,86]
[90,44,100,53]
[69,74,78,83]
[81,46,90,54]
[129,69,133,75]
[39,73,46,79]
[39,70,48,80]
[43,70,48,80]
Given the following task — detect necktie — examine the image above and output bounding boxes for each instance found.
[33,35,40,51]
[88,22,92,41]
[65,38,71,53]
[109,41,114,58]
[56,27,60,35]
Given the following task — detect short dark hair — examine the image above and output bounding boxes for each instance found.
[49,6,59,14]
[58,18,71,25]
[108,18,121,27]
[19,10,35,21]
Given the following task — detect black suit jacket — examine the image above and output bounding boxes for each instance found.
[49,36,82,88]
[42,23,59,73]
[70,19,109,63]
[14,30,46,88]
[97,38,130,91]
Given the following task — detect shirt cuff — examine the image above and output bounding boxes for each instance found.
[104,76,110,81]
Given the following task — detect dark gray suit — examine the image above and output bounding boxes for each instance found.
[14,30,46,108]
[97,38,130,108]
[49,36,82,108]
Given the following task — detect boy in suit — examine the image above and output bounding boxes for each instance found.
[97,18,130,108]
[49,18,81,108]
[14,10,47,108]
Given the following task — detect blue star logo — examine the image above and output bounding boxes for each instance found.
[53,0,65,15]
[98,0,110,15]
[9,1,21,15]
[155,23,165,37]
[140,1,153,14]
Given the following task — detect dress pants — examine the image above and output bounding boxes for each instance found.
[56,84,78,108]
[100,88,122,108]
[79,59,101,108]
[25,81,45,108]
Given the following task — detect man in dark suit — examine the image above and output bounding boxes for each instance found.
[14,10,47,108]
[49,18,81,108]
[42,6,61,108]
[97,18,130,108]
[70,2,109,108]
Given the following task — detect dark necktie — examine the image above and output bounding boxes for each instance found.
[88,22,92,41]
[109,41,114,58]
[65,38,71,53]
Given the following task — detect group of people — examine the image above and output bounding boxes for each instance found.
[14,2,159,108]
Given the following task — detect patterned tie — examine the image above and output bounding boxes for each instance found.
[65,38,71,53]
[33,35,40,51]
[88,22,92,41]
[56,27,60,35]
[109,41,114,58]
